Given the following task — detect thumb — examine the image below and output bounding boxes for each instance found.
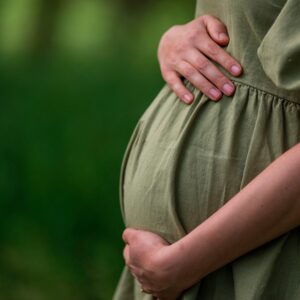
[122,228,139,244]
[201,15,229,46]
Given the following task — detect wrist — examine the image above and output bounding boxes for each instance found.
[160,238,204,290]
[148,243,186,292]
[170,234,213,288]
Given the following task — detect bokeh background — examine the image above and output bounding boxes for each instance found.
[0,0,195,299]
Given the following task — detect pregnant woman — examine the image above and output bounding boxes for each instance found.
[114,0,300,299]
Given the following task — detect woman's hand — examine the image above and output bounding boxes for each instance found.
[158,15,242,104]
[122,228,184,300]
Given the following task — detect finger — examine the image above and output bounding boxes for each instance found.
[125,258,144,281]
[175,61,222,101]
[201,15,229,46]
[140,286,153,295]
[185,49,235,96]
[122,228,138,244]
[161,68,194,104]
[129,265,144,279]
[194,35,242,77]
[123,245,130,264]
[129,267,140,280]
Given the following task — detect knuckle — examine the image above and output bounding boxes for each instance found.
[205,14,218,23]
[174,42,187,54]
[183,66,196,79]
[163,71,172,82]
[197,14,208,23]
[195,58,209,72]
[203,85,213,95]
[172,83,184,94]
[214,72,228,85]
[200,14,210,22]
[186,29,199,43]
[215,52,234,69]
[224,58,237,70]
[168,54,179,66]
[184,68,195,79]
[187,34,196,44]
[196,80,208,92]
[165,74,179,87]
[195,81,211,95]
[203,43,220,58]
[201,14,220,26]
[198,14,212,27]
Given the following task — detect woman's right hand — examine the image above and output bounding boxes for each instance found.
[157,15,243,104]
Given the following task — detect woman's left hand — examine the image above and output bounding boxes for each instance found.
[122,228,184,300]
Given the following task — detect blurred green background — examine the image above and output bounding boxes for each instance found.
[0,0,194,299]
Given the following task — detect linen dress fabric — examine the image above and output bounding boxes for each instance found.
[114,0,300,299]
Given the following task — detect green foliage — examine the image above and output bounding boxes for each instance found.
[0,0,194,299]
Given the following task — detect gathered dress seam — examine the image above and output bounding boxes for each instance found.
[231,79,300,106]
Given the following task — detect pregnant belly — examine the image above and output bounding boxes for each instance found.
[121,133,244,242]
[120,83,286,242]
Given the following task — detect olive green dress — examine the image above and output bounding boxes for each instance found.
[113,0,300,299]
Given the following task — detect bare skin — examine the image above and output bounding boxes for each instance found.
[123,142,300,300]
[158,15,243,104]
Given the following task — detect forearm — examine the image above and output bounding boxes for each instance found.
[172,143,300,289]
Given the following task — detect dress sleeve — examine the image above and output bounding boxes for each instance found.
[257,0,300,90]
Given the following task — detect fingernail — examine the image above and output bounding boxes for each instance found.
[219,33,228,40]
[223,83,235,95]
[183,94,193,103]
[209,88,222,100]
[231,65,241,75]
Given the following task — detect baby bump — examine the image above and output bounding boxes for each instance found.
[120,84,298,240]
[121,117,244,238]
[121,85,234,241]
